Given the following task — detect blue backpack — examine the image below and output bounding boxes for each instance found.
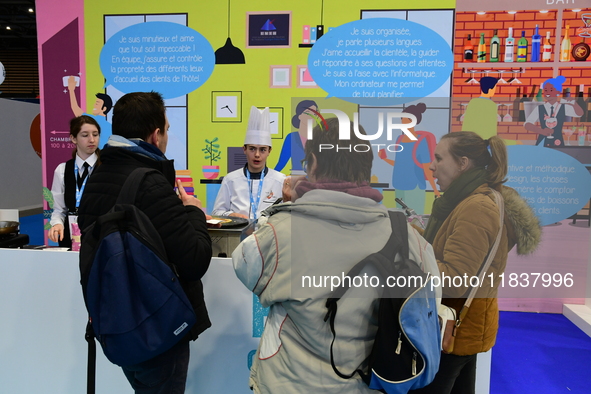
[79,168,196,367]
[325,211,441,393]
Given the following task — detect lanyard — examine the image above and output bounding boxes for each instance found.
[73,164,89,208]
[246,168,265,220]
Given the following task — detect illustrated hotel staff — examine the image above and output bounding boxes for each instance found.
[212,106,286,220]
[524,76,583,147]
[49,116,100,247]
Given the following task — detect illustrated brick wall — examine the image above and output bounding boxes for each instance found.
[452,9,591,144]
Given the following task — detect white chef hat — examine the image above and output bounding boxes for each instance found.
[244,106,272,147]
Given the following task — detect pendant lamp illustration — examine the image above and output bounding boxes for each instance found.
[215,0,245,64]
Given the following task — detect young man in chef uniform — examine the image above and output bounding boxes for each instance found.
[212,106,286,220]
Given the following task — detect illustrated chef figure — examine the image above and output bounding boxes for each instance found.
[524,75,583,148]
[212,106,286,220]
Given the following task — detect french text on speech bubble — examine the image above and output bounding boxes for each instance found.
[307,18,453,106]
[100,22,215,99]
[506,145,591,226]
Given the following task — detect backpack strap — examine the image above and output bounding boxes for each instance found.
[386,211,409,260]
[456,188,504,327]
[411,133,425,169]
[93,168,161,238]
[396,131,434,180]
[116,168,161,205]
[325,211,409,381]
[85,319,96,394]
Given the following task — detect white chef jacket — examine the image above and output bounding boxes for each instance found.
[49,153,98,226]
[212,167,285,220]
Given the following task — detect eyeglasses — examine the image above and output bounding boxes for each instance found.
[300,159,307,173]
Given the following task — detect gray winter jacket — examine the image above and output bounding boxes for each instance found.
[232,189,438,393]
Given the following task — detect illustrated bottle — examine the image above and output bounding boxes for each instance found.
[535,85,543,102]
[518,91,528,122]
[576,85,586,122]
[477,33,487,62]
[490,29,500,62]
[517,31,528,62]
[572,38,591,61]
[529,84,538,99]
[542,32,552,62]
[463,34,474,61]
[560,25,571,62]
[513,86,521,119]
[505,27,515,62]
[531,25,542,62]
[564,88,572,122]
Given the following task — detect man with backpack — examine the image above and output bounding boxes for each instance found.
[78,91,212,393]
[232,117,440,393]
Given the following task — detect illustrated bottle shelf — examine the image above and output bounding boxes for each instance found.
[461,61,591,68]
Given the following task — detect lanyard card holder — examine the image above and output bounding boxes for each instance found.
[68,212,81,251]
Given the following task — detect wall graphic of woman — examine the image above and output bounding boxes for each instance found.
[378,103,439,215]
[275,100,320,174]
[524,75,583,148]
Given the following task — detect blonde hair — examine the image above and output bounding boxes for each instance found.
[441,132,507,188]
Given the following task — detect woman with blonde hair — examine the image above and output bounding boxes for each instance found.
[411,132,541,394]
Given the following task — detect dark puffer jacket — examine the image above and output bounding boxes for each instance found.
[78,145,212,340]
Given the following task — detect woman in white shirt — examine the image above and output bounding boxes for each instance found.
[49,115,101,247]
[524,75,583,147]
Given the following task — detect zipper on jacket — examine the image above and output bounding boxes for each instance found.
[425,279,430,308]
[399,284,428,378]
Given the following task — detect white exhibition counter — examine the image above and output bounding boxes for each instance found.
[0,249,490,393]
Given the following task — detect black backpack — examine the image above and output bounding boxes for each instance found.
[79,168,197,371]
[325,211,441,394]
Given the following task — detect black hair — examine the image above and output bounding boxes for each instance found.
[111,92,166,141]
[292,99,319,128]
[95,93,113,114]
[480,77,499,94]
[402,102,427,125]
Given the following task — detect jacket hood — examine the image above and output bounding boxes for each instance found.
[501,185,542,255]
[99,145,177,188]
[269,189,388,225]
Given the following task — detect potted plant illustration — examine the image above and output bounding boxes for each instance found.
[202,137,221,179]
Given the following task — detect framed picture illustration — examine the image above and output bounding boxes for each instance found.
[258,107,284,139]
[270,65,291,88]
[212,91,242,122]
[246,12,291,48]
[297,65,317,88]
